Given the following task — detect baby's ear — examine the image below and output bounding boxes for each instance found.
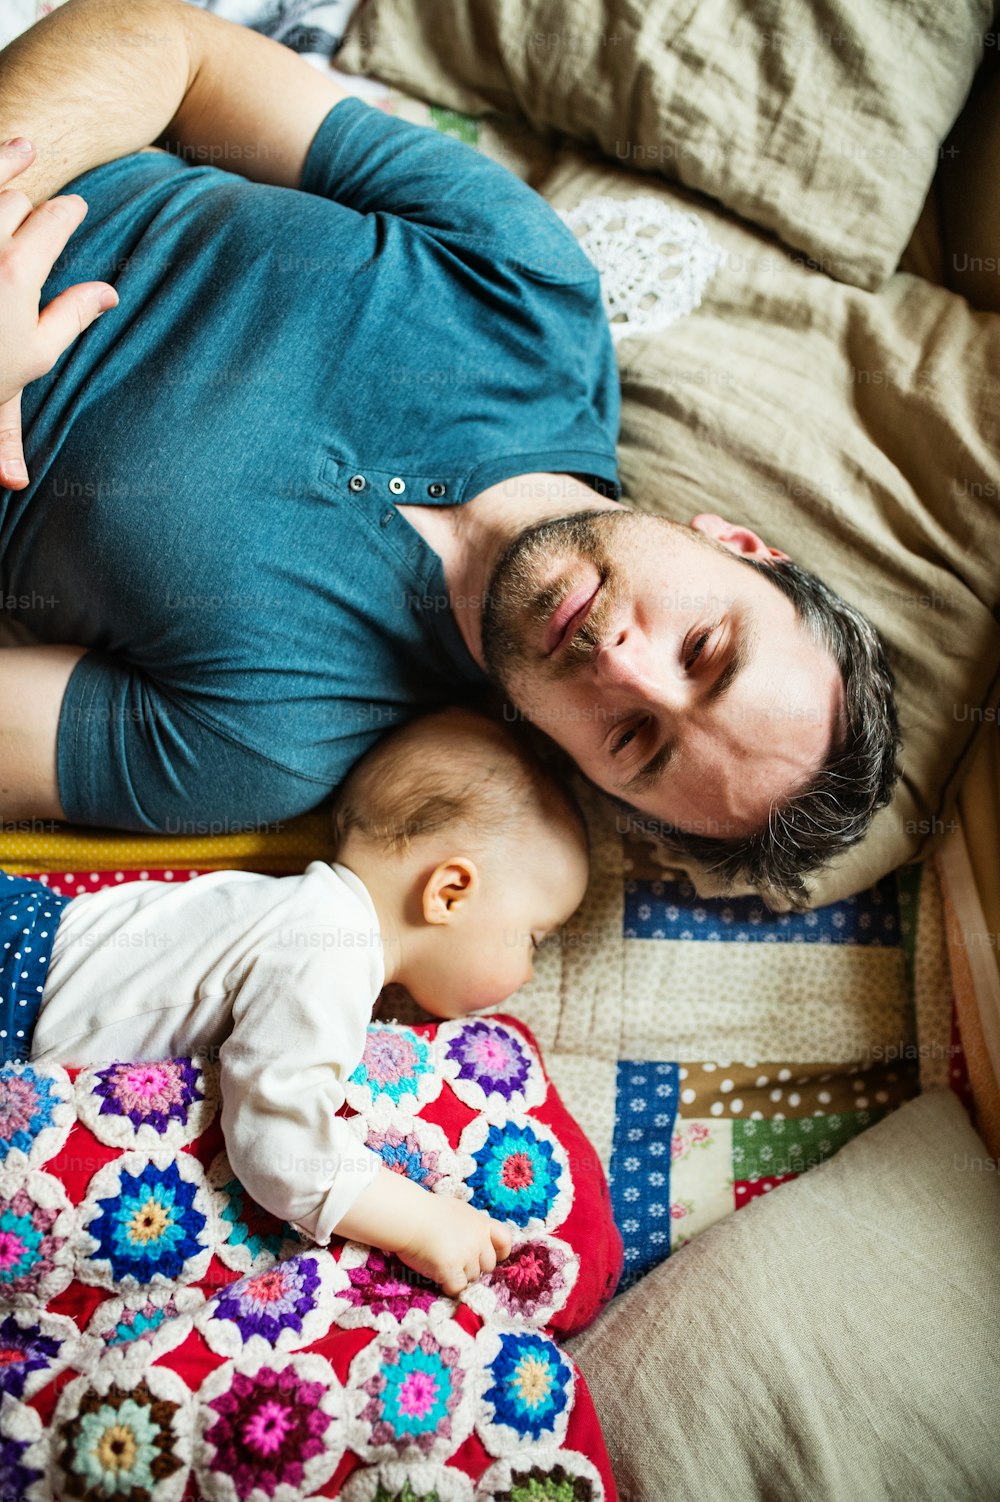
[421,857,479,924]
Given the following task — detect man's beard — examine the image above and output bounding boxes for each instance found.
[481,508,637,689]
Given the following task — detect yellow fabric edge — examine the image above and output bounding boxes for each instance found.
[0,811,334,874]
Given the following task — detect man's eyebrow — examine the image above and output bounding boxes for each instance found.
[705,616,757,708]
[618,618,758,798]
[619,738,675,797]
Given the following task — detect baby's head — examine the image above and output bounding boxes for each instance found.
[331,706,590,1017]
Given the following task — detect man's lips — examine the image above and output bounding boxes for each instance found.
[543,579,602,656]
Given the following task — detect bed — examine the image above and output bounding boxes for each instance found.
[0,0,998,1497]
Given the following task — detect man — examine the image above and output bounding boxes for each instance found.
[0,0,899,906]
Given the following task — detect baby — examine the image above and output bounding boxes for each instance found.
[15,707,590,1296]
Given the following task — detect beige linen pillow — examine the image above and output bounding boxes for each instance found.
[337,0,995,289]
[565,1088,1000,1502]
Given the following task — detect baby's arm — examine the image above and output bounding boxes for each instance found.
[217,942,512,1294]
[333,1166,513,1298]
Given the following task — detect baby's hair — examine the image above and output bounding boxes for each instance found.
[331,706,588,863]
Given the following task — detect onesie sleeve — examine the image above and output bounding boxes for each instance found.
[219,1040,385,1243]
[216,922,386,1244]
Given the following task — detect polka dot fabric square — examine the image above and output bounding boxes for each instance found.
[0,1013,621,1501]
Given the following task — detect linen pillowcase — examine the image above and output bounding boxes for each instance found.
[335,0,995,289]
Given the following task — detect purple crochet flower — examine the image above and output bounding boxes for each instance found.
[0,1431,42,1500]
[443,1021,532,1103]
[0,1311,64,1398]
[90,1059,203,1135]
[209,1257,322,1346]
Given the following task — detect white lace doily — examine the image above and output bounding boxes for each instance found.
[558,194,724,343]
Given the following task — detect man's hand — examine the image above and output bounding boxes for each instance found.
[0,138,117,490]
[332,1166,514,1298]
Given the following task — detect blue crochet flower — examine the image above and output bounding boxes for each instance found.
[218,1176,293,1261]
[466,1122,563,1227]
[483,1331,572,1443]
[87,1160,206,1284]
[0,1065,60,1162]
[348,1025,436,1108]
[380,1340,455,1439]
[107,1304,169,1347]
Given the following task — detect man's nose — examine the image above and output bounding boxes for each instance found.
[592,629,682,706]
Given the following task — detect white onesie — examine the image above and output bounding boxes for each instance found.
[31,860,386,1244]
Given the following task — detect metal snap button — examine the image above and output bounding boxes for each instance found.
[388,476,406,495]
[427,482,447,498]
[348,474,367,492]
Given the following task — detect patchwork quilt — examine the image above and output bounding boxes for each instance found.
[515,794,970,1294]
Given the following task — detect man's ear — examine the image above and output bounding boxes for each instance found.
[422,857,479,924]
[690,512,791,563]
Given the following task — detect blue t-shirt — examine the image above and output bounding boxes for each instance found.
[3,98,620,832]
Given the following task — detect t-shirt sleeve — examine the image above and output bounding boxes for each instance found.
[56,648,329,832]
[217,933,385,1245]
[300,96,598,283]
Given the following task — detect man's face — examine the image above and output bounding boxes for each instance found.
[481,510,846,839]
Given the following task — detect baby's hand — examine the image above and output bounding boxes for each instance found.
[398,1193,513,1298]
[329,1167,512,1298]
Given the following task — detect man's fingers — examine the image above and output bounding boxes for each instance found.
[36,281,118,371]
[0,138,35,190]
[0,187,38,237]
[0,392,27,490]
[11,194,90,280]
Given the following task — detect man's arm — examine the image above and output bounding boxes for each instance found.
[0,0,353,207]
[0,645,86,821]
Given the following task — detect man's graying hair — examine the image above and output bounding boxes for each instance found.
[615,557,902,911]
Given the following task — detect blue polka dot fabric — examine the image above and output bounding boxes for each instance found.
[625,873,901,944]
[0,873,71,1063]
[607,1062,680,1293]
